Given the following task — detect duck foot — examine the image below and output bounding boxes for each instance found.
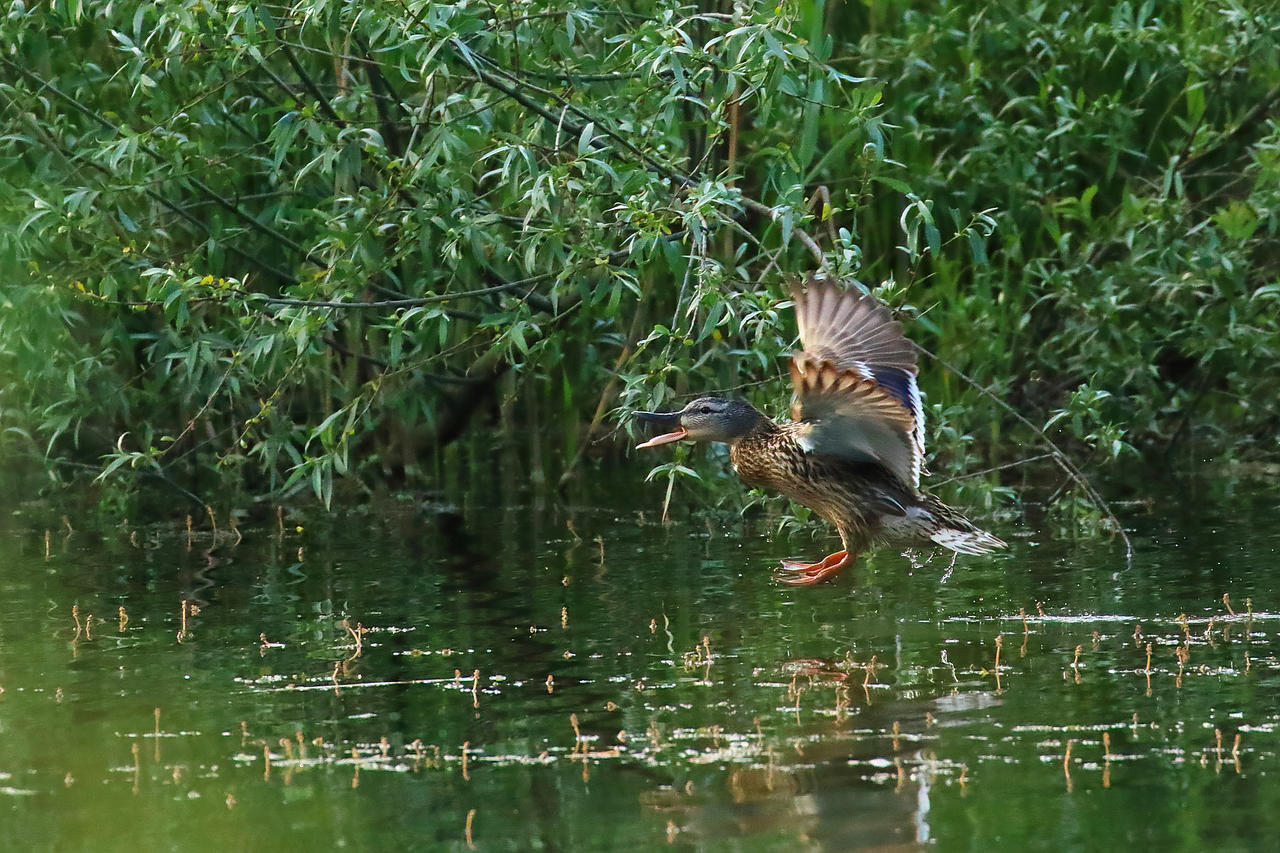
[777,550,853,585]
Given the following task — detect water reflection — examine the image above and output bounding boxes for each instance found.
[642,648,1001,851]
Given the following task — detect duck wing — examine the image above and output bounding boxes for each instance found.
[789,276,925,486]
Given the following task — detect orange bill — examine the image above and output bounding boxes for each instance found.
[635,427,688,449]
[633,409,687,449]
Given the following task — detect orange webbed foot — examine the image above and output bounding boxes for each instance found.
[777,550,853,585]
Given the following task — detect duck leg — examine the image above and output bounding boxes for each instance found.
[778,552,842,572]
[777,550,854,585]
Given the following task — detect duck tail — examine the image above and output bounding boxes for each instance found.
[917,496,1007,555]
[929,524,1007,555]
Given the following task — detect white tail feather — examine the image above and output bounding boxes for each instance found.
[929,527,1006,555]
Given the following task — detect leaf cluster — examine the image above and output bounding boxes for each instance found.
[0,0,1275,512]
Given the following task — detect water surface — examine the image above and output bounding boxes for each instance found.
[1,468,1277,851]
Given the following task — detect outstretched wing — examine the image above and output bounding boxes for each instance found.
[789,276,925,486]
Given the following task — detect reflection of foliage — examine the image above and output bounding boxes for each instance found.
[0,1,1277,510]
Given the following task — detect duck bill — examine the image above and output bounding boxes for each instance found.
[633,410,688,449]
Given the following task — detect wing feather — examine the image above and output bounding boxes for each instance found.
[789,277,926,485]
[793,277,917,375]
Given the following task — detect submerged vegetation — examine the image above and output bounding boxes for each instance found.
[0,1,1277,511]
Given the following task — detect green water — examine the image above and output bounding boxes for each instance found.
[1,467,1278,852]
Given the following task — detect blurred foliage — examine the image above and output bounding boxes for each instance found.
[0,0,1276,511]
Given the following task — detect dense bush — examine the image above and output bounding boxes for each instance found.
[0,1,1276,511]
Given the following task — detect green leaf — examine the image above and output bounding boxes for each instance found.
[577,121,596,156]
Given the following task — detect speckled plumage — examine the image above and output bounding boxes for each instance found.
[634,276,1005,584]
[729,420,1002,557]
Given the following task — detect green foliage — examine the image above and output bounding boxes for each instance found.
[0,1,1276,509]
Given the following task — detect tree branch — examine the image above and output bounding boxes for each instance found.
[0,55,313,262]
[1180,83,1280,175]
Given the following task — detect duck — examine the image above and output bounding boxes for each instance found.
[633,276,1005,585]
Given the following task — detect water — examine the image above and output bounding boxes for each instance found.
[1,467,1278,851]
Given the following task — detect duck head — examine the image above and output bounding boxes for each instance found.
[633,397,767,448]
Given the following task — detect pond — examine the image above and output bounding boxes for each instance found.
[1,464,1277,851]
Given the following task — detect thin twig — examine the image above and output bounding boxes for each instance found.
[912,342,1133,565]
[273,36,345,126]
[247,278,557,309]
[930,453,1057,487]
[0,55,311,261]
[1180,83,1280,174]
[456,42,831,270]
[742,198,826,265]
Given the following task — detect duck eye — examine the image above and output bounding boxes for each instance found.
[699,406,713,414]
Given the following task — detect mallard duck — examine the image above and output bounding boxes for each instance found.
[634,276,1005,585]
